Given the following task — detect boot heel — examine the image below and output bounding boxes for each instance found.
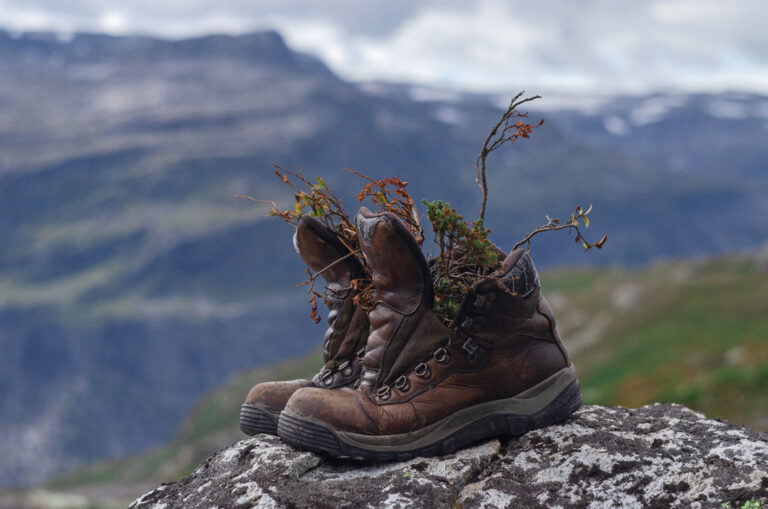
[523,379,582,433]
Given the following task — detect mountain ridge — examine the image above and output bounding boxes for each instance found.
[1,27,767,486]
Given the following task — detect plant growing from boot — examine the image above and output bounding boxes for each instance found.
[350,169,423,245]
[241,92,606,326]
[238,165,423,321]
[238,164,359,251]
[424,91,606,325]
[472,92,606,253]
[422,199,500,324]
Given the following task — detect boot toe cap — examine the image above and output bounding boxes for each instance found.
[284,387,377,434]
[244,379,314,413]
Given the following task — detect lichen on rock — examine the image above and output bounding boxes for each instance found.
[132,404,768,509]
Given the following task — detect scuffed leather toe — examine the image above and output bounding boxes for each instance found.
[244,379,314,413]
[284,387,379,435]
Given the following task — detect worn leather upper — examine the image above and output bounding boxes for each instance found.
[354,207,448,394]
[294,215,369,384]
[284,209,570,435]
[244,378,314,412]
[243,215,369,412]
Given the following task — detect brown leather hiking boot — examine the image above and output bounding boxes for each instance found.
[277,207,581,459]
[239,215,369,435]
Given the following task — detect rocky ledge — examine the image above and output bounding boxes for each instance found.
[131,404,768,508]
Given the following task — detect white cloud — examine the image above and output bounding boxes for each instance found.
[0,0,766,94]
[98,10,127,33]
[275,0,768,94]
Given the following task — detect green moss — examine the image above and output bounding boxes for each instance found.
[422,200,501,324]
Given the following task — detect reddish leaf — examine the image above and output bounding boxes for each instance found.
[595,235,607,249]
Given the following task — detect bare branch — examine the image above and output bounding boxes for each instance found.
[299,250,361,286]
[475,92,542,221]
[513,205,607,252]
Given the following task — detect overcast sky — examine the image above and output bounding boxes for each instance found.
[1,0,766,95]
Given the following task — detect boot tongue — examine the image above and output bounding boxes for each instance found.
[355,206,433,314]
[294,214,361,289]
[295,215,365,367]
[355,207,447,391]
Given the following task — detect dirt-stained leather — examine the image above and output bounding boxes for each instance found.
[354,207,448,394]
[283,209,570,435]
[243,215,369,413]
[244,378,315,414]
[293,214,369,382]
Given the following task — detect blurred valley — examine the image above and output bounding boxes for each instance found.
[5,253,767,508]
[0,29,767,488]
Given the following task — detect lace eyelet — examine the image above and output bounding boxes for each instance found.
[433,347,450,364]
[462,337,480,364]
[461,317,483,333]
[356,348,366,360]
[318,368,334,385]
[394,375,411,392]
[343,367,353,376]
[376,385,391,400]
[414,363,431,379]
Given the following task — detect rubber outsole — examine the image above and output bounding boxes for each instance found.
[240,404,279,436]
[277,378,582,461]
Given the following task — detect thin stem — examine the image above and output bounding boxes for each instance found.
[304,249,362,286]
[474,92,541,222]
[513,223,576,251]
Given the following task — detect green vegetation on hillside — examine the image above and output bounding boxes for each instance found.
[544,256,768,431]
[22,254,767,507]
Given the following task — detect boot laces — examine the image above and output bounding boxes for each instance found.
[323,285,352,302]
[316,353,360,387]
[373,307,485,400]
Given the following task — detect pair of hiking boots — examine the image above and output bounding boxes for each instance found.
[240,207,581,461]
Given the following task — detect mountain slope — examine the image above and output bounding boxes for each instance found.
[1,28,767,486]
[9,252,766,508]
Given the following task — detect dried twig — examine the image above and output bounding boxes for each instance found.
[475,91,543,221]
[298,250,361,288]
[235,195,298,224]
[238,164,424,323]
[513,204,607,252]
[348,169,423,244]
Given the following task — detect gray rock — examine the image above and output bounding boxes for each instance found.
[131,404,768,508]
